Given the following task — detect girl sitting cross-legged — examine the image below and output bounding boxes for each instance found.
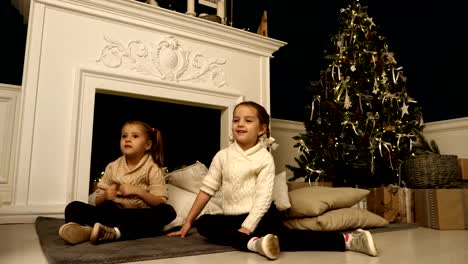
[58,120,176,245]
[167,101,378,259]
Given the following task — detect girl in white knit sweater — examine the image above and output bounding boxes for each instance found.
[167,101,378,259]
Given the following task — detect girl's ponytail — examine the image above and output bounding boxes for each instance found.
[150,127,164,167]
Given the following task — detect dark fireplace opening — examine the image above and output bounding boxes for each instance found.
[89,93,221,193]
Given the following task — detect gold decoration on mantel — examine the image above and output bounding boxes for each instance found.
[97,36,228,88]
[257,11,268,37]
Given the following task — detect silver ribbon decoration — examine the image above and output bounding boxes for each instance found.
[331,64,336,81]
[381,91,398,105]
[358,93,363,112]
[369,140,376,174]
[310,96,320,121]
[332,63,341,81]
[306,167,325,184]
[366,112,380,132]
[334,82,342,99]
[396,132,416,151]
[368,137,388,175]
[335,76,349,102]
[407,96,418,103]
[341,120,360,136]
[337,65,341,81]
[358,94,374,112]
[375,137,394,170]
[392,67,403,84]
[298,139,310,154]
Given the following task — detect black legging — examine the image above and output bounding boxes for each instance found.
[195,204,345,252]
[64,200,176,240]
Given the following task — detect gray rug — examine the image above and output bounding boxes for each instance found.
[35,217,235,264]
[35,217,418,264]
[367,223,418,234]
[333,223,418,236]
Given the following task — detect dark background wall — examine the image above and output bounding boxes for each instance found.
[267,0,466,123]
[90,93,221,189]
[1,0,466,123]
[0,1,26,86]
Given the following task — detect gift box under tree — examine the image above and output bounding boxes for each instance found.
[367,186,414,224]
[414,188,468,230]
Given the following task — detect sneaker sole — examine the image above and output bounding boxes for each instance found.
[90,222,102,244]
[261,234,280,260]
[58,222,91,244]
[356,229,378,257]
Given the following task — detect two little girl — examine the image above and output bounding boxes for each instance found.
[59,102,378,260]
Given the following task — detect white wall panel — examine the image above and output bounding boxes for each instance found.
[0,84,20,206]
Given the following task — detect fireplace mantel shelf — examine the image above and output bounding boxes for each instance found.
[40,0,285,56]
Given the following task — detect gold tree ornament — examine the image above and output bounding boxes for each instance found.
[344,91,352,109]
[401,102,409,118]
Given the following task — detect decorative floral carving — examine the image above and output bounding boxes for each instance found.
[97,36,227,87]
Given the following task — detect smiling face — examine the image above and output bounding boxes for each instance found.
[232,104,267,151]
[120,123,152,161]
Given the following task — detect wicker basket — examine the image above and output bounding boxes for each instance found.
[402,153,459,188]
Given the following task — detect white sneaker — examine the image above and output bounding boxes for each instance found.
[347,229,378,257]
[90,223,119,244]
[58,222,92,244]
[254,234,280,260]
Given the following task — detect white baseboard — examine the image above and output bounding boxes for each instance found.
[0,204,65,224]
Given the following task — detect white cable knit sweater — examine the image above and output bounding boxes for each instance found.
[200,141,275,232]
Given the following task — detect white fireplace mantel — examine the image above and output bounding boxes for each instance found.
[0,0,285,223]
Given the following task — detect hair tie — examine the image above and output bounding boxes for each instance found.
[261,136,279,150]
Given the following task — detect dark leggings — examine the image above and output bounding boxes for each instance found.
[196,205,345,252]
[64,200,176,240]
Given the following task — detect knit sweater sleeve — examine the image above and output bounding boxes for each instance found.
[241,152,275,232]
[147,164,168,202]
[200,150,224,196]
[97,162,115,189]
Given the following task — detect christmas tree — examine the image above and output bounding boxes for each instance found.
[287,0,424,188]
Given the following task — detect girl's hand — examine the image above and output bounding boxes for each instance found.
[238,227,251,235]
[166,221,192,238]
[105,183,119,200]
[118,183,140,197]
